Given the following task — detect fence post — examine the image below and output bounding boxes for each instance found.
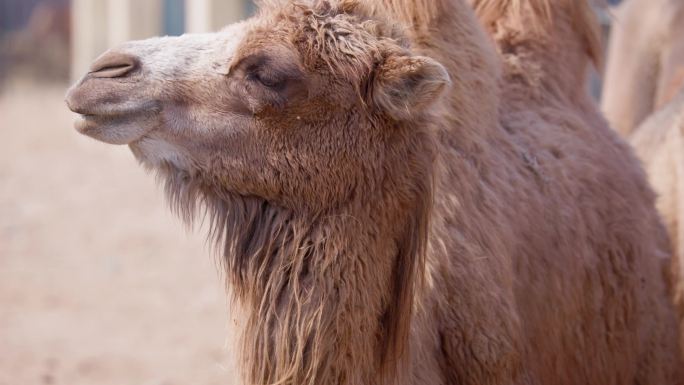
[70,0,108,81]
[185,0,247,33]
[71,0,163,81]
[107,0,163,47]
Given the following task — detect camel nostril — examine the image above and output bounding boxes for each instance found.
[89,51,140,79]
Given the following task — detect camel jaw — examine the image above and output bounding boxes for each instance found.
[129,136,193,171]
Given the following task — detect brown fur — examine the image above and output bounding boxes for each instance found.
[472,0,603,66]
[602,0,684,136]
[66,0,682,384]
[602,0,684,356]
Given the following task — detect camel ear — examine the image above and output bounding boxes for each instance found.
[373,55,450,120]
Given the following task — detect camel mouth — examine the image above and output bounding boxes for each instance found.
[70,100,161,119]
[72,104,162,145]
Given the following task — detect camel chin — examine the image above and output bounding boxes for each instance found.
[129,136,191,171]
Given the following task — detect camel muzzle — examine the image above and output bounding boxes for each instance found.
[65,48,161,145]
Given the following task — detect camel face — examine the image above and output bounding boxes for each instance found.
[65,22,247,146]
[66,2,449,211]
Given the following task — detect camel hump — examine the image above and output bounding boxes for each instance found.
[472,0,603,66]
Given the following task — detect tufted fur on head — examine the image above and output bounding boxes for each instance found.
[251,0,450,120]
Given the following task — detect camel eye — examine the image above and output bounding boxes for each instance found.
[247,67,285,90]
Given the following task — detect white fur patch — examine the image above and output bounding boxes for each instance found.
[132,137,190,170]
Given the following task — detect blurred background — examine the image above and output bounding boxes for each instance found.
[0,1,259,384]
[0,1,619,384]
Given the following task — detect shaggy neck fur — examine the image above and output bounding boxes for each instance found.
[158,117,433,385]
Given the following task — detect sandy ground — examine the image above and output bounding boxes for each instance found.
[0,82,238,384]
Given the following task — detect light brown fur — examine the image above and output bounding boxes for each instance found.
[601,0,684,355]
[602,0,684,136]
[66,0,681,384]
[630,88,684,355]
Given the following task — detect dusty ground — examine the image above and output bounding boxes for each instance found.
[0,82,237,384]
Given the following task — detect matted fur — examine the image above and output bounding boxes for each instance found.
[144,149,432,385]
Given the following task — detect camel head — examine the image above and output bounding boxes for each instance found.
[66,0,449,215]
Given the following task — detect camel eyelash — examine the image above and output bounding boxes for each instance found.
[243,61,286,90]
[248,70,285,89]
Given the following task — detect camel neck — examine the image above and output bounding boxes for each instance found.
[225,196,426,385]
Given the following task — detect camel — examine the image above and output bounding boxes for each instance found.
[602,0,684,136]
[601,0,684,350]
[65,0,682,384]
[629,88,684,344]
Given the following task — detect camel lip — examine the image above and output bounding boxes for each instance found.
[67,99,162,119]
[74,114,116,133]
[65,77,161,118]
[73,105,160,132]
[73,114,128,139]
[72,105,162,145]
